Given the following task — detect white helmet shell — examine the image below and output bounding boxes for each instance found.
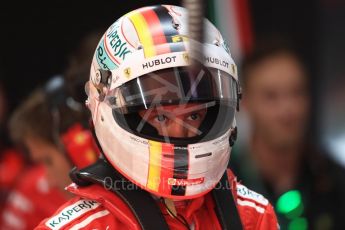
[86,5,239,199]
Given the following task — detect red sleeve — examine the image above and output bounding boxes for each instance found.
[34,197,125,230]
[256,203,279,230]
[1,166,67,230]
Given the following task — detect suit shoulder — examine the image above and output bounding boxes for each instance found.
[227,169,279,229]
[35,197,110,230]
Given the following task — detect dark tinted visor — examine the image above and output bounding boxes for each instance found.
[106,66,238,144]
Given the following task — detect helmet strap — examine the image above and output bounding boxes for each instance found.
[163,198,177,218]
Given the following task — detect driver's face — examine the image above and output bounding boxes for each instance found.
[139,103,207,138]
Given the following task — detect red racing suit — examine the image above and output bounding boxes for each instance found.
[1,165,68,230]
[0,148,26,227]
[36,169,279,230]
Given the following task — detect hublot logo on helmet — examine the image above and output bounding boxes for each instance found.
[142,56,177,69]
[205,56,229,68]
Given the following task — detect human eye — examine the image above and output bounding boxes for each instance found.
[188,113,200,121]
[154,114,167,122]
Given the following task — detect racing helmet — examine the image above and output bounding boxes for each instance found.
[86,5,239,199]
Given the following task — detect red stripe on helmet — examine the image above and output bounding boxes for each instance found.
[158,143,175,194]
[140,8,171,55]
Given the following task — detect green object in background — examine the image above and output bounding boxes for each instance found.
[206,0,217,25]
[276,190,304,219]
[288,217,308,230]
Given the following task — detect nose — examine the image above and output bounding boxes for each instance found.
[166,119,188,138]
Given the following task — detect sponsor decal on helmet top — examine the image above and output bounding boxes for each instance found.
[96,41,118,70]
[104,18,133,64]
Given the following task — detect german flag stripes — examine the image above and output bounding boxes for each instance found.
[147,141,189,196]
[127,6,186,58]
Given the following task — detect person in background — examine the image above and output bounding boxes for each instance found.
[64,29,104,105]
[0,80,27,228]
[1,79,99,230]
[1,30,102,230]
[230,38,345,230]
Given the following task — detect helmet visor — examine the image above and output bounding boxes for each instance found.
[106,66,238,144]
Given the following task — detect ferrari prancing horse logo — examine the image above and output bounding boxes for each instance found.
[124,68,131,78]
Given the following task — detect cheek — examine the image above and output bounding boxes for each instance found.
[51,155,72,185]
[249,100,277,123]
[185,119,203,136]
[28,149,40,162]
[246,93,267,111]
[189,119,204,129]
[295,98,310,117]
[43,152,68,177]
[26,145,45,163]
[55,154,72,172]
